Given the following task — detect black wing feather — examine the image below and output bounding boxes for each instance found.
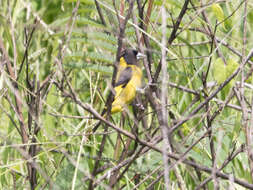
[115,67,132,87]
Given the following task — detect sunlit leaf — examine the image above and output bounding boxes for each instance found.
[212,3,225,23]
[213,58,226,84]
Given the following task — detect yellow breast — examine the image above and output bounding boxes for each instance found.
[111,64,142,114]
[128,65,142,88]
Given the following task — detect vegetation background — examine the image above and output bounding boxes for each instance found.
[0,0,253,189]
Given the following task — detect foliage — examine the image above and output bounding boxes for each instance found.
[0,0,252,189]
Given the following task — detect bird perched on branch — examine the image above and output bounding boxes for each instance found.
[92,49,145,132]
[111,49,145,113]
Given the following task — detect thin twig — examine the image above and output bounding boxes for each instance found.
[153,0,190,83]
[161,5,170,189]
[168,48,253,134]
[58,81,253,189]
[94,0,107,26]
[195,144,244,190]
[0,37,28,144]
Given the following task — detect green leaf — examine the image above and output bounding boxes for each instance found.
[65,51,84,60]
[177,36,202,56]
[212,3,227,30]
[77,8,94,14]
[87,32,117,45]
[66,62,112,75]
[76,17,105,29]
[65,0,94,4]
[226,59,238,76]
[213,58,238,84]
[87,40,117,53]
[49,17,70,28]
[86,52,114,63]
[54,163,83,190]
[154,0,162,6]
[69,37,87,43]
[213,58,226,84]
[226,58,238,86]
[212,3,225,22]
[9,163,24,177]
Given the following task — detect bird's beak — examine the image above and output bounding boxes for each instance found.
[136,52,146,60]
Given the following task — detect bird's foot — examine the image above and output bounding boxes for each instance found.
[135,103,145,111]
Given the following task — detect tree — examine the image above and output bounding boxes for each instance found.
[0,0,252,189]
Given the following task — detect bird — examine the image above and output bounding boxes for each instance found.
[92,49,145,132]
[111,49,145,113]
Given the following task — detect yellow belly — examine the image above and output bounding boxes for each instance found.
[111,65,142,114]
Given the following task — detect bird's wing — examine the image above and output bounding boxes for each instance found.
[114,66,132,87]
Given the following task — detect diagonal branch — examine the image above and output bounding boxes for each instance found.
[168,48,253,135]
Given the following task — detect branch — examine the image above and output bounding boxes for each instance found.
[0,37,28,144]
[168,48,253,134]
[153,0,190,83]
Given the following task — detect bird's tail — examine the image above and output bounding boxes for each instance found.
[111,105,122,114]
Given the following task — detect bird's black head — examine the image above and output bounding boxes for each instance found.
[120,49,145,65]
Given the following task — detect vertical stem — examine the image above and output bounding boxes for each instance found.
[241,0,253,181]
[0,38,28,144]
[161,5,170,189]
[249,95,253,181]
